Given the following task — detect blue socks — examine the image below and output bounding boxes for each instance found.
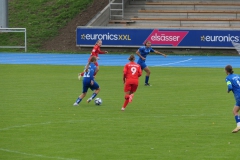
[76,97,82,104]
[75,93,97,104]
[235,115,240,123]
[91,93,97,99]
[145,76,149,84]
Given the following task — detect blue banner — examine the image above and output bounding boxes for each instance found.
[76,27,240,48]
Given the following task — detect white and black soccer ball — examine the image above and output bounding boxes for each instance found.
[94,98,102,105]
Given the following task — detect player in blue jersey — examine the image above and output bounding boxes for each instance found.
[225,65,240,133]
[73,56,100,106]
[136,40,166,86]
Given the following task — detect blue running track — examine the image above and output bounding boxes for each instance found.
[0,53,240,68]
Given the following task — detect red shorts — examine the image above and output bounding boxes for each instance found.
[88,56,98,66]
[124,80,139,92]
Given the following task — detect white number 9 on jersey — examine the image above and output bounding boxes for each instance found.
[131,67,137,75]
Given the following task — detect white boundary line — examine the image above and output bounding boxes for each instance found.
[154,58,193,66]
[0,114,216,132]
[0,114,214,132]
[0,122,52,131]
[0,148,79,160]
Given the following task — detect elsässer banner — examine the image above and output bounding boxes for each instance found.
[76,27,240,48]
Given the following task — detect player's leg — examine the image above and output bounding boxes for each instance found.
[73,82,89,106]
[87,88,100,103]
[73,92,87,106]
[232,101,240,133]
[122,92,131,111]
[143,66,151,86]
[122,83,131,111]
[87,81,100,103]
[128,92,134,103]
[129,83,138,103]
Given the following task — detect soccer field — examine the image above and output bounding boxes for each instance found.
[0,64,239,160]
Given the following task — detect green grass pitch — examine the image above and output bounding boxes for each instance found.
[0,64,240,160]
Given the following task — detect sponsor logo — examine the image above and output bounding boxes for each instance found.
[201,34,240,43]
[144,29,188,46]
[81,33,131,41]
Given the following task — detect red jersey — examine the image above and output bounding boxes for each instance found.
[90,44,105,58]
[123,62,142,82]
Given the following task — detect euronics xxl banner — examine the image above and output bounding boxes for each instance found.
[76,27,240,48]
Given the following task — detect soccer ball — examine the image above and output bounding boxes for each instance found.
[94,98,102,105]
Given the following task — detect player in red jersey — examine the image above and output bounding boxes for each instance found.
[78,40,108,80]
[121,54,142,111]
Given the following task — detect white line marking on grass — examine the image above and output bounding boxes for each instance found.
[0,120,87,159]
[0,148,79,160]
[0,114,218,131]
[154,58,192,66]
[0,122,52,131]
[0,120,97,132]
[0,114,216,131]
[0,120,93,131]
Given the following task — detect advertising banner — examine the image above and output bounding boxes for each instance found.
[76,27,240,48]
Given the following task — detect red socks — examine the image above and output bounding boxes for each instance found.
[123,95,130,108]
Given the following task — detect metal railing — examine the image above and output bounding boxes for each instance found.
[0,28,27,52]
[109,0,124,20]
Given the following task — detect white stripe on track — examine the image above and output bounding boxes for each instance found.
[154,58,193,66]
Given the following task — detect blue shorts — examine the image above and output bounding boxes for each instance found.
[82,81,99,93]
[235,97,240,107]
[138,62,147,70]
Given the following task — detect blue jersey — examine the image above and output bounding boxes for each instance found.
[83,62,96,84]
[226,73,240,99]
[137,46,155,64]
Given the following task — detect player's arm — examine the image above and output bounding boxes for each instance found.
[136,49,145,60]
[99,50,108,54]
[153,49,166,57]
[84,61,91,72]
[226,79,233,93]
[123,65,127,84]
[98,47,108,54]
[123,74,126,84]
